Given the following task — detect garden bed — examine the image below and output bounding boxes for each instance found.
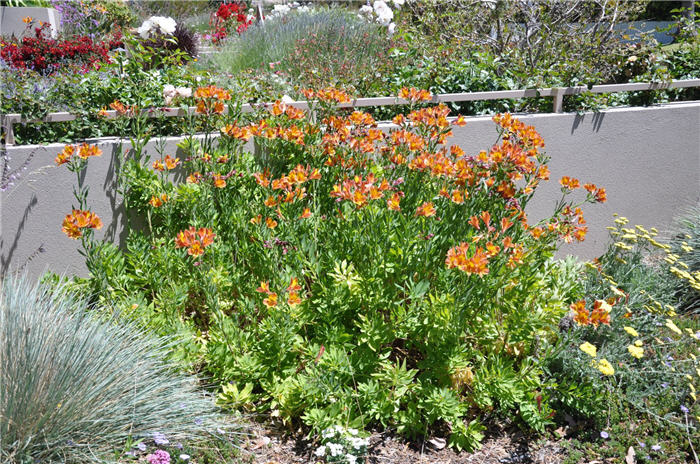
[1,2,699,464]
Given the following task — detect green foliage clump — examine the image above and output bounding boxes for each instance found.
[66,92,608,450]
[0,274,227,463]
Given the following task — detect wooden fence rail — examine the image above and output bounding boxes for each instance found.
[3,78,700,145]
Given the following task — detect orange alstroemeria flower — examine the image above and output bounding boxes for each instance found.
[174,226,215,257]
[287,277,302,293]
[560,176,580,190]
[61,209,102,239]
[256,281,271,294]
[300,208,312,219]
[149,194,168,207]
[287,292,302,306]
[265,217,278,229]
[55,145,75,165]
[212,174,226,188]
[416,202,436,217]
[263,292,278,308]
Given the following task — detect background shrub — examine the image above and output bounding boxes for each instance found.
[205,8,391,91]
[0,274,226,463]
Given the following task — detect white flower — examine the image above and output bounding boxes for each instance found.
[328,442,344,456]
[273,4,291,15]
[348,428,358,436]
[314,446,326,456]
[176,87,192,98]
[351,436,367,449]
[138,16,177,38]
[359,5,373,15]
[347,454,357,464]
[373,0,394,26]
[154,16,177,34]
[392,0,405,5]
[322,428,335,438]
[137,19,153,39]
[281,94,294,103]
[179,455,190,461]
[388,22,396,36]
[163,84,176,98]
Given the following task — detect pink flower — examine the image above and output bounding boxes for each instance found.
[146,449,171,464]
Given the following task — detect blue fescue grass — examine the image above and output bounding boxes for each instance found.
[0,274,238,463]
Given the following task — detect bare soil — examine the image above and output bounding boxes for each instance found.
[238,419,570,464]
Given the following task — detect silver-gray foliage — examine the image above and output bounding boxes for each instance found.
[0,275,224,463]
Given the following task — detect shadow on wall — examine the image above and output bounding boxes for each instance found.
[571,112,606,134]
[0,194,40,276]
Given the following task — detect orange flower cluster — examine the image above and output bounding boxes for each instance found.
[549,205,588,243]
[415,201,436,217]
[109,100,137,116]
[560,176,606,203]
[398,87,433,103]
[583,183,607,203]
[55,143,102,165]
[194,85,231,115]
[571,299,612,327]
[559,176,580,190]
[62,209,103,239]
[149,194,168,207]
[152,155,180,171]
[174,226,216,257]
[492,113,545,148]
[270,100,305,120]
[301,87,352,103]
[321,112,384,167]
[445,243,490,276]
[256,277,305,308]
[330,173,392,208]
[260,164,321,204]
[223,120,306,145]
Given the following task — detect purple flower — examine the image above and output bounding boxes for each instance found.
[681,405,689,414]
[137,442,147,451]
[152,432,169,445]
[600,431,609,439]
[651,444,662,452]
[638,441,645,448]
[194,417,204,425]
[661,382,669,389]
[176,442,183,450]
[180,454,191,461]
[146,449,171,464]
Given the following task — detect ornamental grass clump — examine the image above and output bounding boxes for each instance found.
[206,8,388,81]
[69,87,608,451]
[0,274,225,463]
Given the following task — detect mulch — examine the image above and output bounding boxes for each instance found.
[238,419,569,464]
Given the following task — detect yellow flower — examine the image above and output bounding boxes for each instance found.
[579,342,597,358]
[595,359,615,376]
[611,286,626,298]
[595,299,613,313]
[627,345,644,359]
[624,326,639,337]
[665,319,683,335]
[634,340,643,347]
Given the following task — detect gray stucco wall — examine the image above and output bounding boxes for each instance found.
[2,103,699,279]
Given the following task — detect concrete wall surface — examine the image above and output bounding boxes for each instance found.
[1,103,699,279]
[0,7,61,38]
